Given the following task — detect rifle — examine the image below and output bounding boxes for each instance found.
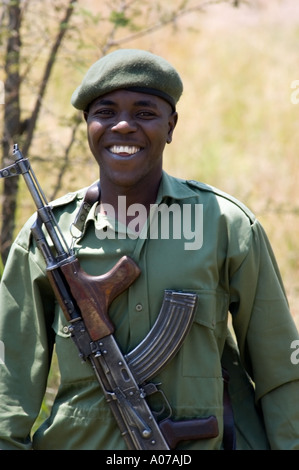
[0,144,219,449]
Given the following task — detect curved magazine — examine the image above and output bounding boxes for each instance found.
[125,290,198,384]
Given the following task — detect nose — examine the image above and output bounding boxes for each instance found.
[111,115,137,133]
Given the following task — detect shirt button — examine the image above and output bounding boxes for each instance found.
[62,326,69,334]
[135,303,143,312]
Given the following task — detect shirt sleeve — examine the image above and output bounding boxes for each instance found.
[229,218,299,448]
[261,381,299,450]
[0,229,55,450]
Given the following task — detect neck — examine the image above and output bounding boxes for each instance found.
[98,175,162,227]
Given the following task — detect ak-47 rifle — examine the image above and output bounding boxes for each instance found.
[0,144,219,450]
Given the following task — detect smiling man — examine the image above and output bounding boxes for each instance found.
[85,90,177,222]
[73,49,181,227]
[0,49,299,450]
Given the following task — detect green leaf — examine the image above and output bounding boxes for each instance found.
[109,11,130,28]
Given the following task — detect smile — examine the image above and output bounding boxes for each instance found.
[108,145,141,155]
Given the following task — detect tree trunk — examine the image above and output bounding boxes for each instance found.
[1,1,22,263]
[0,0,76,264]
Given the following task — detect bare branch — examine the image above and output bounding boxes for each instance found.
[21,0,76,157]
[104,0,243,49]
[50,114,82,201]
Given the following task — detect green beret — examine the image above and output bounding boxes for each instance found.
[71,49,183,111]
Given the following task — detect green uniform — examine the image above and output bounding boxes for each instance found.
[0,171,299,450]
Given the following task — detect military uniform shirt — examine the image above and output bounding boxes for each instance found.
[0,171,299,450]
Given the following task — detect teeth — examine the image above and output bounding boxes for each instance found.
[109,145,140,155]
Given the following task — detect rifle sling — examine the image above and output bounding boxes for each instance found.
[73,181,101,233]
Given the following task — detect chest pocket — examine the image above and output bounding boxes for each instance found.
[182,289,229,378]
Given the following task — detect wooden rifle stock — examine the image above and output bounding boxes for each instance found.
[48,256,141,341]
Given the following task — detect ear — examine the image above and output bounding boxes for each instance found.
[167,111,178,144]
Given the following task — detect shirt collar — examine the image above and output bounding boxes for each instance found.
[156,170,194,203]
[78,171,192,236]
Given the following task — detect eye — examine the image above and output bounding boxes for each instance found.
[137,110,156,118]
[92,108,115,118]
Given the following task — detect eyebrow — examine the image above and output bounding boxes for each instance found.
[95,99,115,106]
[134,99,158,109]
[93,98,158,109]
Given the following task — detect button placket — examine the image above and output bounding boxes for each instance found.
[127,248,151,350]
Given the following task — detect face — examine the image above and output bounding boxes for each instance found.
[85,89,178,192]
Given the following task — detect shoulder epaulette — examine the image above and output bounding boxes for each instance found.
[186,179,256,223]
[49,187,87,208]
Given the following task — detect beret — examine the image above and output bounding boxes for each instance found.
[71,48,183,111]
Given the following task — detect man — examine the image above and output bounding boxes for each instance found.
[0,49,299,450]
